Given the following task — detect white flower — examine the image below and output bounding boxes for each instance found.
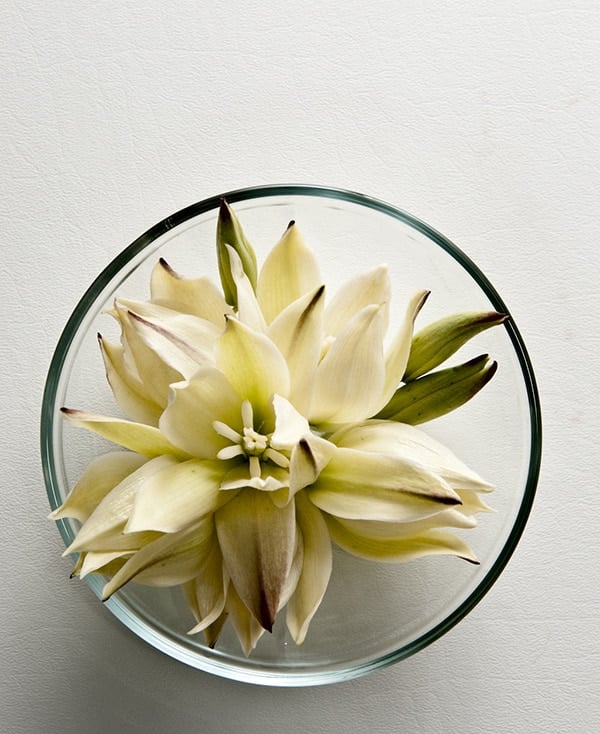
[51,203,497,655]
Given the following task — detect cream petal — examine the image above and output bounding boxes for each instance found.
[115,304,182,407]
[64,455,177,553]
[286,492,332,645]
[269,394,311,450]
[150,258,232,326]
[217,317,290,423]
[308,447,461,522]
[119,299,221,377]
[60,409,189,459]
[324,265,391,337]
[49,451,147,523]
[79,550,132,578]
[332,510,478,542]
[101,517,216,599]
[186,543,228,635]
[325,515,479,564]
[159,368,243,458]
[330,421,493,492]
[219,464,289,493]
[310,304,387,424]
[225,584,266,656]
[215,488,296,632]
[267,286,325,415]
[277,528,304,612]
[380,290,430,410]
[226,245,266,332]
[99,335,162,425]
[126,459,228,533]
[256,222,321,324]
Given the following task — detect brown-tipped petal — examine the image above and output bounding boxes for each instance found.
[60,409,190,459]
[267,285,325,415]
[150,258,233,326]
[325,516,479,564]
[216,489,296,632]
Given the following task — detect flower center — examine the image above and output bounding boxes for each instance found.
[213,400,289,479]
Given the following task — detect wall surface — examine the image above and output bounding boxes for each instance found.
[2,1,599,732]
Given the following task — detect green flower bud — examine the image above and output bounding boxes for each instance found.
[378,354,498,424]
[216,198,258,307]
[403,311,507,381]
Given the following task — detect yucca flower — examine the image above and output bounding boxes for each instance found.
[51,200,503,655]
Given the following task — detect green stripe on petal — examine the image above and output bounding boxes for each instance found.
[216,488,296,632]
[325,515,479,564]
[60,409,190,459]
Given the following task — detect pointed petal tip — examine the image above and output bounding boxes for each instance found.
[219,197,232,221]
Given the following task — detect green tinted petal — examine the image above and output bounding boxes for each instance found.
[404,310,508,381]
[61,409,189,459]
[216,198,258,308]
[217,317,289,422]
[378,354,497,424]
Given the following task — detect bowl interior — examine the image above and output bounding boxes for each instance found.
[42,186,540,685]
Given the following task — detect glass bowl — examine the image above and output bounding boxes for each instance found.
[41,185,541,686]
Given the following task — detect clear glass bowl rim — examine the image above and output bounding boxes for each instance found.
[41,183,542,686]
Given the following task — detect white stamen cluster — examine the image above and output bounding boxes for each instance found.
[213,400,289,479]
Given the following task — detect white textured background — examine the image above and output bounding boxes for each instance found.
[2,1,598,732]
